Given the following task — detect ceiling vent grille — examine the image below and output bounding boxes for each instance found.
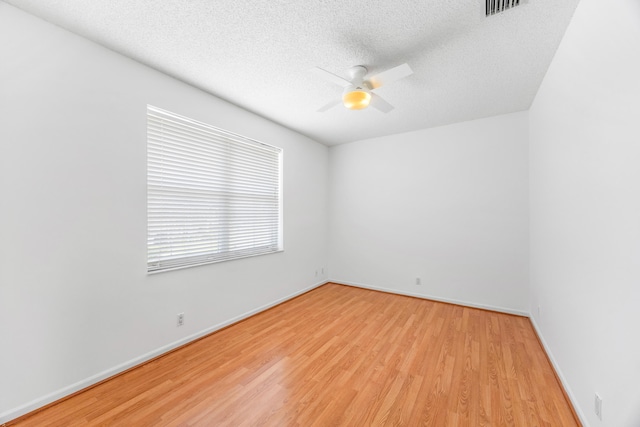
[486,0,520,16]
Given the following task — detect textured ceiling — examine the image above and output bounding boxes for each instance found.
[5,0,580,145]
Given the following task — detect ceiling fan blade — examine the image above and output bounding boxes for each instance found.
[317,99,342,112]
[368,63,413,89]
[369,93,394,113]
[310,67,352,87]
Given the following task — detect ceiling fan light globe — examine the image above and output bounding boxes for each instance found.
[342,90,371,110]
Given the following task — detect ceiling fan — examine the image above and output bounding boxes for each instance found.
[311,63,413,113]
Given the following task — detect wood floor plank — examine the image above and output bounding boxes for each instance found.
[9,283,580,426]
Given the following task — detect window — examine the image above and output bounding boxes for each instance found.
[147,106,282,273]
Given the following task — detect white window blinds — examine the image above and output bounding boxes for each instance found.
[147,106,282,273]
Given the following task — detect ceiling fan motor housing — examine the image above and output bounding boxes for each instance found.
[346,65,368,85]
[341,66,371,109]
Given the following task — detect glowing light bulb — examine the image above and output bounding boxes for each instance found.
[342,90,371,110]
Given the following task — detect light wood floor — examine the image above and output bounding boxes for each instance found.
[11,283,579,426]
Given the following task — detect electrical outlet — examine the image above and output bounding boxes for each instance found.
[321,267,325,275]
[415,277,421,285]
[595,393,602,420]
[177,313,184,327]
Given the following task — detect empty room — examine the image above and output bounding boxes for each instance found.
[1,0,639,426]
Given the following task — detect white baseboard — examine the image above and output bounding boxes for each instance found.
[331,279,529,317]
[529,316,588,426]
[0,280,328,424]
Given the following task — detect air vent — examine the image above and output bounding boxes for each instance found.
[486,0,520,16]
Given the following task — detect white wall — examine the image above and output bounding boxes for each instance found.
[529,0,640,425]
[0,4,328,421]
[329,112,529,314]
